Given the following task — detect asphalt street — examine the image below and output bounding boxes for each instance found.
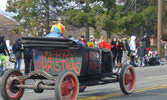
[0,61,167,100]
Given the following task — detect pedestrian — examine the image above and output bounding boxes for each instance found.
[141,34,148,48]
[23,47,33,74]
[117,38,124,66]
[2,36,10,56]
[0,35,10,76]
[111,37,118,65]
[164,43,167,61]
[80,35,87,46]
[12,38,23,71]
[89,35,99,48]
[87,35,95,48]
[129,36,137,67]
[137,42,146,67]
[68,35,85,46]
[98,36,111,50]
[122,35,131,64]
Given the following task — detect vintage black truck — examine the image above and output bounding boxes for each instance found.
[0,37,135,100]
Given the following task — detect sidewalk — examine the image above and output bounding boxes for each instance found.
[8,58,25,72]
[8,57,167,73]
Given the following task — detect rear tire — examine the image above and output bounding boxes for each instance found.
[119,64,135,94]
[0,69,24,100]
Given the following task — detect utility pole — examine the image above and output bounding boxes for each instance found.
[157,0,162,57]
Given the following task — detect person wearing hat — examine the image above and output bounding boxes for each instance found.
[137,42,146,67]
[129,36,137,67]
[12,38,23,71]
[80,35,87,46]
[87,35,95,48]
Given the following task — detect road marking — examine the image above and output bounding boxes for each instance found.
[78,84,167,100]
[144,74,167,79]
[146,92,167,96]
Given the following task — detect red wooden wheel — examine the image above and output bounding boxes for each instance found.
[119,65,135,94]
[55,71,79,100]
[0,69,24,100]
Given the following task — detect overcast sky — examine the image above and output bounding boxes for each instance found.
[0,0,7,11]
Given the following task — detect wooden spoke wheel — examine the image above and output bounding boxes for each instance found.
[55,71,79,100]
[119,65,135,94]
[0,69,24,100]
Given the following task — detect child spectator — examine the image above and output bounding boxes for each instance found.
[137,42,146,67]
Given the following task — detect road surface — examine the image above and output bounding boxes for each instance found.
[0,64,167,100]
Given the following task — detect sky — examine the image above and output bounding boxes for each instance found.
[0,0,7,11]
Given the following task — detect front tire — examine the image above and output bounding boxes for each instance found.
[0,69,25,100]
[55,71,79,100]
[119,64,135,94]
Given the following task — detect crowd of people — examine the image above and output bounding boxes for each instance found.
[70,34,163,67]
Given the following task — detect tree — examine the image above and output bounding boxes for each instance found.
[63,0,101,40]
[64,0,157,39]
[118,0,157,38]
[6,0,66,36]
[6,0,158,39]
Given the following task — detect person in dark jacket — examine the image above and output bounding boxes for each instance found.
[141,34,150,48]
[0,36,9,56]
[1,36,10,56]
[122,35,130,64]
[0,35,10,76]
[12,38,23,71]
[23,47,33,74]
[137,42,146,67]
[111,38,118,65]
[117,39,124,66]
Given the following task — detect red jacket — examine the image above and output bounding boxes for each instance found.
[80,39,86,46]
[99,42,111,50]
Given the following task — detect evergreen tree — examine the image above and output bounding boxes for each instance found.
[6,0,66,36]
[6,0,159,39]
